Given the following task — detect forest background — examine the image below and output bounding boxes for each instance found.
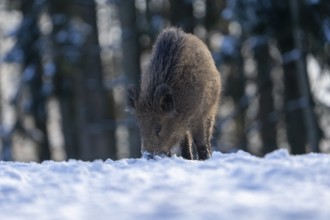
[0,0,329,162]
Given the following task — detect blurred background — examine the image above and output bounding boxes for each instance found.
[0,0,329,162]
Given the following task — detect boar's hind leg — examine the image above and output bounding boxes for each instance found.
[180,132,193,160]
[206,116,216,153]
[193,138,211,160]
[193,118,214,160]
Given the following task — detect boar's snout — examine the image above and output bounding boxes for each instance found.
[141,150,171,160]
[141,135,176,159]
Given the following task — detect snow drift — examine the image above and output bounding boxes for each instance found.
[0,149,330,220]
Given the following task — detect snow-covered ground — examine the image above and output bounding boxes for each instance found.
[1,149,330,220]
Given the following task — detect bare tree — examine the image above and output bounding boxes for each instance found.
[7,0,51,161]
[289,0,320,153]
[49,0,117,160]
[118,0,141,158]
[254,41,278,154]
[169,0,194,32]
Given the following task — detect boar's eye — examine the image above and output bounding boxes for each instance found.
[155,125,162,137]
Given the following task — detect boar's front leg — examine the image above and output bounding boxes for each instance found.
[180,132,193,160]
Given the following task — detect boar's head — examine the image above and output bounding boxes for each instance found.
[127,84,183,158]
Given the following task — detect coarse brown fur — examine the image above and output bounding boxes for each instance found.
[127,27,221,160]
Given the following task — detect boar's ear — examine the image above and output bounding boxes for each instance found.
[127,86,139,112]
[154,84,176,115]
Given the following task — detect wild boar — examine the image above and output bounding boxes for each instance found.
[127,27,221,160]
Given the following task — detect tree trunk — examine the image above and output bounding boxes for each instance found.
[75,0,117,160]
[205,0,225,31]
[49,1,80,159]
[21,0,51,161]
[169,0,194,33]
[289,0,320,153]
[277,33,307,154]
[118,0,141,158]
[285,63,307,154]
[49,0,117,160]
[228,56,248,151]
[254,41,278,154]
[273,0,308,155]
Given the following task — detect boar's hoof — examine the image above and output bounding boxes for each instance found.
[197,148,211,160]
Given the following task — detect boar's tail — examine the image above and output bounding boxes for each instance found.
[149,27,185,87]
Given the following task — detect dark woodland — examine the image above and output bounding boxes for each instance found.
[0,0,330,161]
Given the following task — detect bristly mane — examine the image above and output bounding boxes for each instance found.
[148,27,185,91]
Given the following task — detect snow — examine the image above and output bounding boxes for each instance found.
[1,149,330,220]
